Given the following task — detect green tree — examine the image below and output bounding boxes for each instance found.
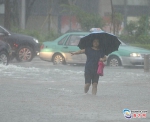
[136,16,150,36]
[126,21,137,35]
[113,13,123,35]
[61,4,104,31]
[1,0,36,29]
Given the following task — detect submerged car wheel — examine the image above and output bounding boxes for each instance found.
[16,46,34,62]
[0,51,9,65]
[53,54,66,65]
[108,56,121,67]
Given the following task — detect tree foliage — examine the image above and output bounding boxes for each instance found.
[61,4,104,31]
[120,16,150,44]
[112,12,123,35]
[136,16,150,36]
[1,0,36,29]
[126,21,137,35]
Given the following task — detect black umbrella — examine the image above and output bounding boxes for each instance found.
[78,31,121,55]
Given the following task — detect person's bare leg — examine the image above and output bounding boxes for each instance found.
[84,83,91,93]
[92,83,98,95]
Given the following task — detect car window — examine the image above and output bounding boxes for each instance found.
[65,35,81,46]
[58,36,68,45]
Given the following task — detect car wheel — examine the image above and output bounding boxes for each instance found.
[52,54,66,65]
[108,56,122,67]
[16,46,34,62]
[0,51,9,65]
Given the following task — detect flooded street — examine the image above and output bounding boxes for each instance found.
[0,57,150,122]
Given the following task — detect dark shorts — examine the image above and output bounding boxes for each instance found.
[84,72,99,84]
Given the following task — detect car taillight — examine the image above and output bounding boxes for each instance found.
[14,43,18,47]
[40,44,44,50]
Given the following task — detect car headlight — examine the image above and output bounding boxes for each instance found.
[33,38,39,43]
[130,53,141,57]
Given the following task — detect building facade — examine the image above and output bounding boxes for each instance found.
[0,0,150,33]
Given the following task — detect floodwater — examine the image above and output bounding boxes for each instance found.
[0,57,150,122]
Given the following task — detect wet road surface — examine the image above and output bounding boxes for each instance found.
[0,57,150,122]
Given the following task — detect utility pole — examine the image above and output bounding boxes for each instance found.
[4,0,10,30]
[20,0,26,29]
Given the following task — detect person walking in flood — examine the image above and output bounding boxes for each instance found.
[71,39,106,95]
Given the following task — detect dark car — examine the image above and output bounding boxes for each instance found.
[0,40,12,65]
[0,25,39,62]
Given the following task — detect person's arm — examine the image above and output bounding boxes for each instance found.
[99,55,107,62]
[71,49,85,55]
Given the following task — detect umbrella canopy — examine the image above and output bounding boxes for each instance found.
[78,31,121,55]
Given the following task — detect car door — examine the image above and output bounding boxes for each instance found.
[61,34,83,63]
